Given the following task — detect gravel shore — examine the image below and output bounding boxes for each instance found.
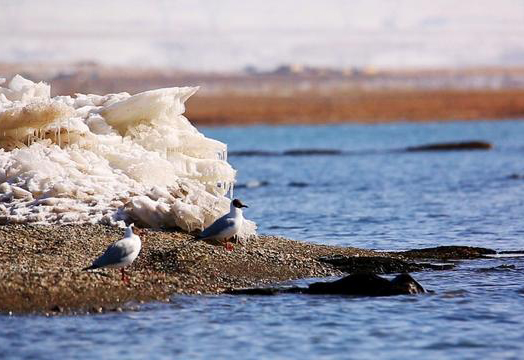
[0,224,379,315]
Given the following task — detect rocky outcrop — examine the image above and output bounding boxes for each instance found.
[306,272,426,296]
[319,255,454,274]
[226,272,426,297]
[400,246,496,260]
[406,141,492,152]
[283,149,343,156]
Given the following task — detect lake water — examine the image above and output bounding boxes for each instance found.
[3,120,524,359]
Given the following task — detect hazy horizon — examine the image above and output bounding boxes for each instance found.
[2,0,524,72]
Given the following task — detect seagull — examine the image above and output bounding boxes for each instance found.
[83,223,141,284]
[198,199,248,250]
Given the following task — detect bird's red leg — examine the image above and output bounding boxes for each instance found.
[224,239,234,251]
[121,268,126,282]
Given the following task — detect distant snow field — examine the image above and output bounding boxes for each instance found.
[1,0,524,71]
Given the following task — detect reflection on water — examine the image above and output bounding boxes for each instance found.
[3,120,524,359]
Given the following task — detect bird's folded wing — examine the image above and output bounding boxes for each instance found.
[199,216,235,239]
[93,239,135,267]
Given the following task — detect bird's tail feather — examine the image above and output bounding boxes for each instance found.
[82,264,97,271]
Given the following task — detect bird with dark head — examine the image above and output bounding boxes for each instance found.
[232,199,249,209]
[197,198,249,250]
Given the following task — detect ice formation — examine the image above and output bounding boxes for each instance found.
[0,75,256,237]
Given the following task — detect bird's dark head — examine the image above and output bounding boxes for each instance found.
[232,199,248,208]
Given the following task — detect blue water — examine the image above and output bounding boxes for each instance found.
[218,120,524,250]
[2,120,524,359]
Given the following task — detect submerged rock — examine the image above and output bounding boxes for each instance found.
[228,150,279,157]
[288,181,309,188]
[319,255,455,274]
[226,272,426,297]
[283,149,343,156]
[319,255,424,274]
[508,173,524,180]
[400,246,496,260]
[406,141,492,152]
[306,272,426,296]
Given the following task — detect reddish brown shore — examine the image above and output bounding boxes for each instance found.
[186,89,524,125]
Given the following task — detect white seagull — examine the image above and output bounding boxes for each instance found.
[198,199,248,250]
[83,223,142,284]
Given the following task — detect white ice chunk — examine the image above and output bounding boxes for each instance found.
[0,75,255,238]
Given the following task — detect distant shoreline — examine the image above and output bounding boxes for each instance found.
[187,89,524,126]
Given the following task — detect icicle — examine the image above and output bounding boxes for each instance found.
[57,120,62,147]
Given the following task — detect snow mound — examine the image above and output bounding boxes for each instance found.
[0,75,256,238]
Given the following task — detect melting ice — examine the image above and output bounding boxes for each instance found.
[0,75,256,237]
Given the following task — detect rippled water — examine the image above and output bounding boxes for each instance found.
[3,120,524,359]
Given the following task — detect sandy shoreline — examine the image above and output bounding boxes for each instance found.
[0,224,377,315]
[0,224,499,315]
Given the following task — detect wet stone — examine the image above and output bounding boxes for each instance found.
[400,246,496,260]
[227,272,427,297]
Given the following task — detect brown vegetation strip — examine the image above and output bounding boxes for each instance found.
[186,89,524,125]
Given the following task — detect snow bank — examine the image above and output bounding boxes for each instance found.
[0,75,256,237]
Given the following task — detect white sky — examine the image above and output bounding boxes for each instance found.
[1,0,524,71]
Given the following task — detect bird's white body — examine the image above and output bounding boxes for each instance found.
[198,201,244,241]
[87,225,141,270]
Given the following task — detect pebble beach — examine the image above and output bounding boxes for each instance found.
[0,224,379,315]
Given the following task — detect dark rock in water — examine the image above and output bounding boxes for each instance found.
[400,246,496,260]
[306,272,426,296]
[306,273,388,296]
[406,141,492,152]
[388,273,427,295]
[227,287,282,296]
[229,150,279,157]
[319,255,455,274]
[283,149,343,156]
[319,256,424,274]
[288,181,309,187]
[226,272,426,297]
[508,173,524,180]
